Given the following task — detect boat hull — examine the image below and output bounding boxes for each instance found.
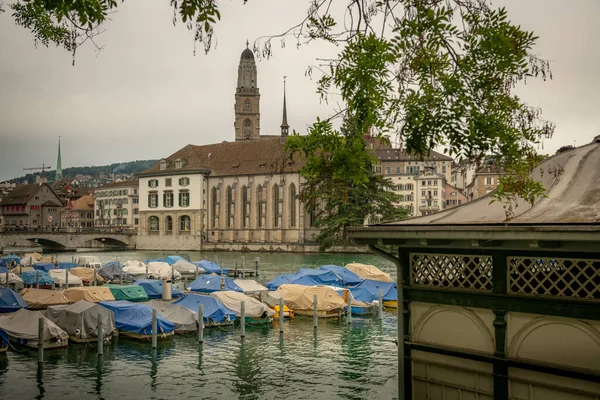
[351,305,375,316]
[117,330,174,340]
[383,300,398,308]
[237,316,273,326]
[8,335,68,350]
[69,333,113,344]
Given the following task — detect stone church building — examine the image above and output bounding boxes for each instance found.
[137,46,319,251]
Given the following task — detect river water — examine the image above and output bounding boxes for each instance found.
[0,251,400,400]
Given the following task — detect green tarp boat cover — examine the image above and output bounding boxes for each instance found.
[104,284,148,302]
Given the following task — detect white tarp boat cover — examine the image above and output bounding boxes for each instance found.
[77,256,102,268]
[0,273,24,291]
[21,253,43,265]
[49,270,83,286]
[147,262,182,280]
[345,263,392,282]
[259,290,283,308]
[0,308,68,342]
[63,287,115,303]
[45,300,115,340]
[233,279,268,294]
[122,260,147,276]
[69,267,105,283]
[277,284,346,311]
[147,300,197,332]
[20,288,71,309]
[210,291,275,318]
[172,259,204,275]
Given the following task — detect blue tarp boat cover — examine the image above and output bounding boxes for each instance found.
[295,268,344,286]
[103,261,125,268]
[0,267,7,274]
[99,300,175,335]
[0,288,28,313]
[193,260,228,275]
[164,256,187,265]
[133,279,183,299]
[188,274,242,293]
[0,328,8,348]
[33,262,56,272]
[320,265,364,286]
[172,293,236,323]
[266,274,320,290]
[0,254,20,269]
[143,258,164,264]
[98,264,133,281]
[20,270,54,285]
[57,262,77,270]
[350,279,397,303]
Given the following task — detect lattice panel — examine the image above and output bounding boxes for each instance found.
[509,257,600,299]
[411,253,493,291]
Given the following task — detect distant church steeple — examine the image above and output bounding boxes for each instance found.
[55,137,63,181]
[234,41,261,141]
[280,77,289,137]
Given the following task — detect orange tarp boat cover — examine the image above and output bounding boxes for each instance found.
[276,284,346,311]
[20,288,70,309]
[63,287,115,303]
[69,268,105,283]
[345,263,392,282]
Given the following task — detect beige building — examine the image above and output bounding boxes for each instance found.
[94,180,139,229]
[444,182,467,209]
[465,164,502,201]
[61,194,94,229]
[0,183,62,230]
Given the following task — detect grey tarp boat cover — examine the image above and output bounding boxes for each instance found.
[48,270,83,286]
[259,290,283,308]
[172,259,204,275]
[0,308,68,342]
[210,291,275,318]
[233,279,268,294]
[147,300,198,333]
[276,284,346,311]
[20,288,71,309]
[45,300,116,340]
[0,273,24,291]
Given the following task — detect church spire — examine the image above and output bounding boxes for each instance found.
[280,77,289,137]
[55,137,63,181]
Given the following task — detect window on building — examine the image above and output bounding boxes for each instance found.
[179,177,190,186]
[421,190,426,196]
[165,178,172,187]
[290,184,296,227]
[148,179,158,188]
[133,208,139,214]
[386,167,391,174]
[257,185,263,227]
[434,180,438,185]
[226,186,233,228]
[273,184,280,228]
[396,167,401,174]
[133,198,139,204]
[175,160,183,169]
[180,215,191,232]
[160,161,167,170]
[434,190,438,197]
[244,99,251,112]
[134,218,139,225]
[134,189,138,195]
[241,186,248,228]
[180,192,190,207]
[164,192,173,208]
[309,209,316,227]
[421,181,426,186]
[433,201,438,207]
[243,119,252,136]
[428,180,432,186]
[442,165,446,173]
[149,216,159,231]
[486,177,494,185]
[211,187,218,228]
[148,193,158,208]
[398,184,404,191]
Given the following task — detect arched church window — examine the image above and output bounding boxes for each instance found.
[289,184,296,227]
[244,99,251,112]
[257,184,263,227]
[243,119,252,137]
[273,184,280,228]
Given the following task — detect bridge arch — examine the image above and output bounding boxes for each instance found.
[25,237,67,251]
[87,237,131,248]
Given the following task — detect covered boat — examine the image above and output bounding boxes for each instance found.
[209,291,274,325]
[188,274,242,293]
[21,253,43,265]
[98,263,133,283]
[0,254,20,269]
[0,329,7,352]
[258,291,294,319]
[99,301,175,339]
[122,260,148,278]
[33,262,57,273]
[320,265,364,286]
[49,269,83,287]
[69,267,105,285]
[0,308,68,349]
[77,256,102,269]
[147,300,197,333]
[345,263,392,282]
[20,288,71,309]
[56,262,77,270]
[164,255,187,265]
[294,268,344,286]
[133,279,183,299]
[233,279,268,295]
[104,284,149,302]
[193,260,228,275]
[45,300,116,343]
[172,293,236,327]
[350,279,398,308]
[0,288,27,313]
[172,259,204,276]
[145,262,181,280]
[0,272,24,291]
[265,274,319,291]
[63,287,115,303]
[277,284,346,318]
[20,270,54,288]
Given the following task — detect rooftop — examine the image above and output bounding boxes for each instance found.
[375,148,453,162]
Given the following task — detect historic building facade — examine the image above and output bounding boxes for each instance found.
[137,47,319,251]
[0,183,62,230]
[94,180,140,229]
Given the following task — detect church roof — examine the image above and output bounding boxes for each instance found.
[137,138,304,178]
[241,48,254,60]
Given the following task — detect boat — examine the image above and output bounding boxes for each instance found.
[0,308,68,349]
[188,274,243,294]
[69,267,105,285]
[63,287,115,303]
[19,270,54,289]
[344,263,393,282]
[133,279,183,299]
[172,259,204,278]
[56,262,77,270]
[33,262,57,273]
[192,260,228,275]
[276,284,346,318]
[233,279,268,295]
[0,272,24,291]
[319,265,364,286]
[104,284,149,302]
[0,288,28,313]
[265,274,319,290]
[0,329,7,352]
[122,260,148,278]
[293,268,344,286]
[45,300,116,343]
[20,253,43,266]
[0,254,20,269]
[209,291,274,325]
[349,279,398,308]
[146,262,182,280]
[20,288,71,309]
[77,256,102,269]
[99,300,175,340]
[49,269,83,287]
[164,255,187,265]
[98,263,134,284]
[147,300,198,333]
[258,290,294,319]
[172,293,236,327]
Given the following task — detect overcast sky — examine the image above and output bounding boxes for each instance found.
[1,0,599,182]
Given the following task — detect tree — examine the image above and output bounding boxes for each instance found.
[555,145,575,155]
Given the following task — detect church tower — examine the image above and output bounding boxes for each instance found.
[55,137,63,181]
[234,42,260,141]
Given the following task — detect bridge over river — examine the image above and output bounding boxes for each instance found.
[0,230,136,252]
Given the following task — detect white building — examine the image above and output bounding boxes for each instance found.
[94,180,139,229]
